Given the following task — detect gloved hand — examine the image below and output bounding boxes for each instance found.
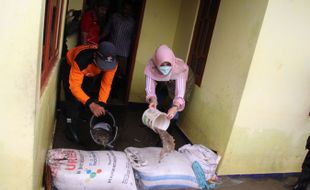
[167,105,178,120]
[89,102,106,117]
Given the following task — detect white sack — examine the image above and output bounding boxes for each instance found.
[47,149,137,190]
[178,144,221,181]
[125,147,200,190]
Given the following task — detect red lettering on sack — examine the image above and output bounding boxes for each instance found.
[65,150,78,170]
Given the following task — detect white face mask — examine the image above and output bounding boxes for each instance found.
[159,66,172,75]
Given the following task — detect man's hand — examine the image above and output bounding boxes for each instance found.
[167,106,178,120]
[89,102,106,117]
[148,97,158,109]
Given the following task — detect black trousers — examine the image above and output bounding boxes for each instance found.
[60,61,108,150]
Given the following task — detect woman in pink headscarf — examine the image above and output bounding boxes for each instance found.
[145,44,189,120]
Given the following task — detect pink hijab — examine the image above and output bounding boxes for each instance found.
[144,45,188,81]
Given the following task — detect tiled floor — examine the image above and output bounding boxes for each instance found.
[52,102,302,190]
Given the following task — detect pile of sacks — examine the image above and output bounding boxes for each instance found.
[46,144,221,190]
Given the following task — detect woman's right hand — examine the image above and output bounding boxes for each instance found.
[148,97,157,109]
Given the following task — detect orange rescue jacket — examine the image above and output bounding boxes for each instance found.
[66,44,117,105]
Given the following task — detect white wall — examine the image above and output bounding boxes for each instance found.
[0,1,44,189]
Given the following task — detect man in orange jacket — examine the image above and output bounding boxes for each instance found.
[63,41,117,142]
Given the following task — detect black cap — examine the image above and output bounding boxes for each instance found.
[95,42,117,71]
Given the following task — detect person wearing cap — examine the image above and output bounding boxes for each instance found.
[145,44,190,120]
[66,41,117,115]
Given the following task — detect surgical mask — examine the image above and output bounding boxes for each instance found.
[159,66,172,75]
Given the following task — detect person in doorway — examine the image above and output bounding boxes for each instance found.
[102,0,135,80]
[145,44,191,120]
[80,0,109,45]
[64,41,118,142]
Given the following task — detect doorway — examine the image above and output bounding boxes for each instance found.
[101,0,146,105]
[63,0,146,105]
[56,0,146,127]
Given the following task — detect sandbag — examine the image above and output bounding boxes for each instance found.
[178,144,221,181]
[47,149,137,190]
[125,147,200,190]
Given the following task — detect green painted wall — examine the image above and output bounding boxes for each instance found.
[179,0,268,162]
[33,1,67,189]
[33,66,60,189]
[219,0,310,174]
[129,0,182,102]
[0,1,44,189]
[66,0,83,49]
[173,0,199,61]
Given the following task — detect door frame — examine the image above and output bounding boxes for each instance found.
[124,0,146,103]
[187,0,221,86]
